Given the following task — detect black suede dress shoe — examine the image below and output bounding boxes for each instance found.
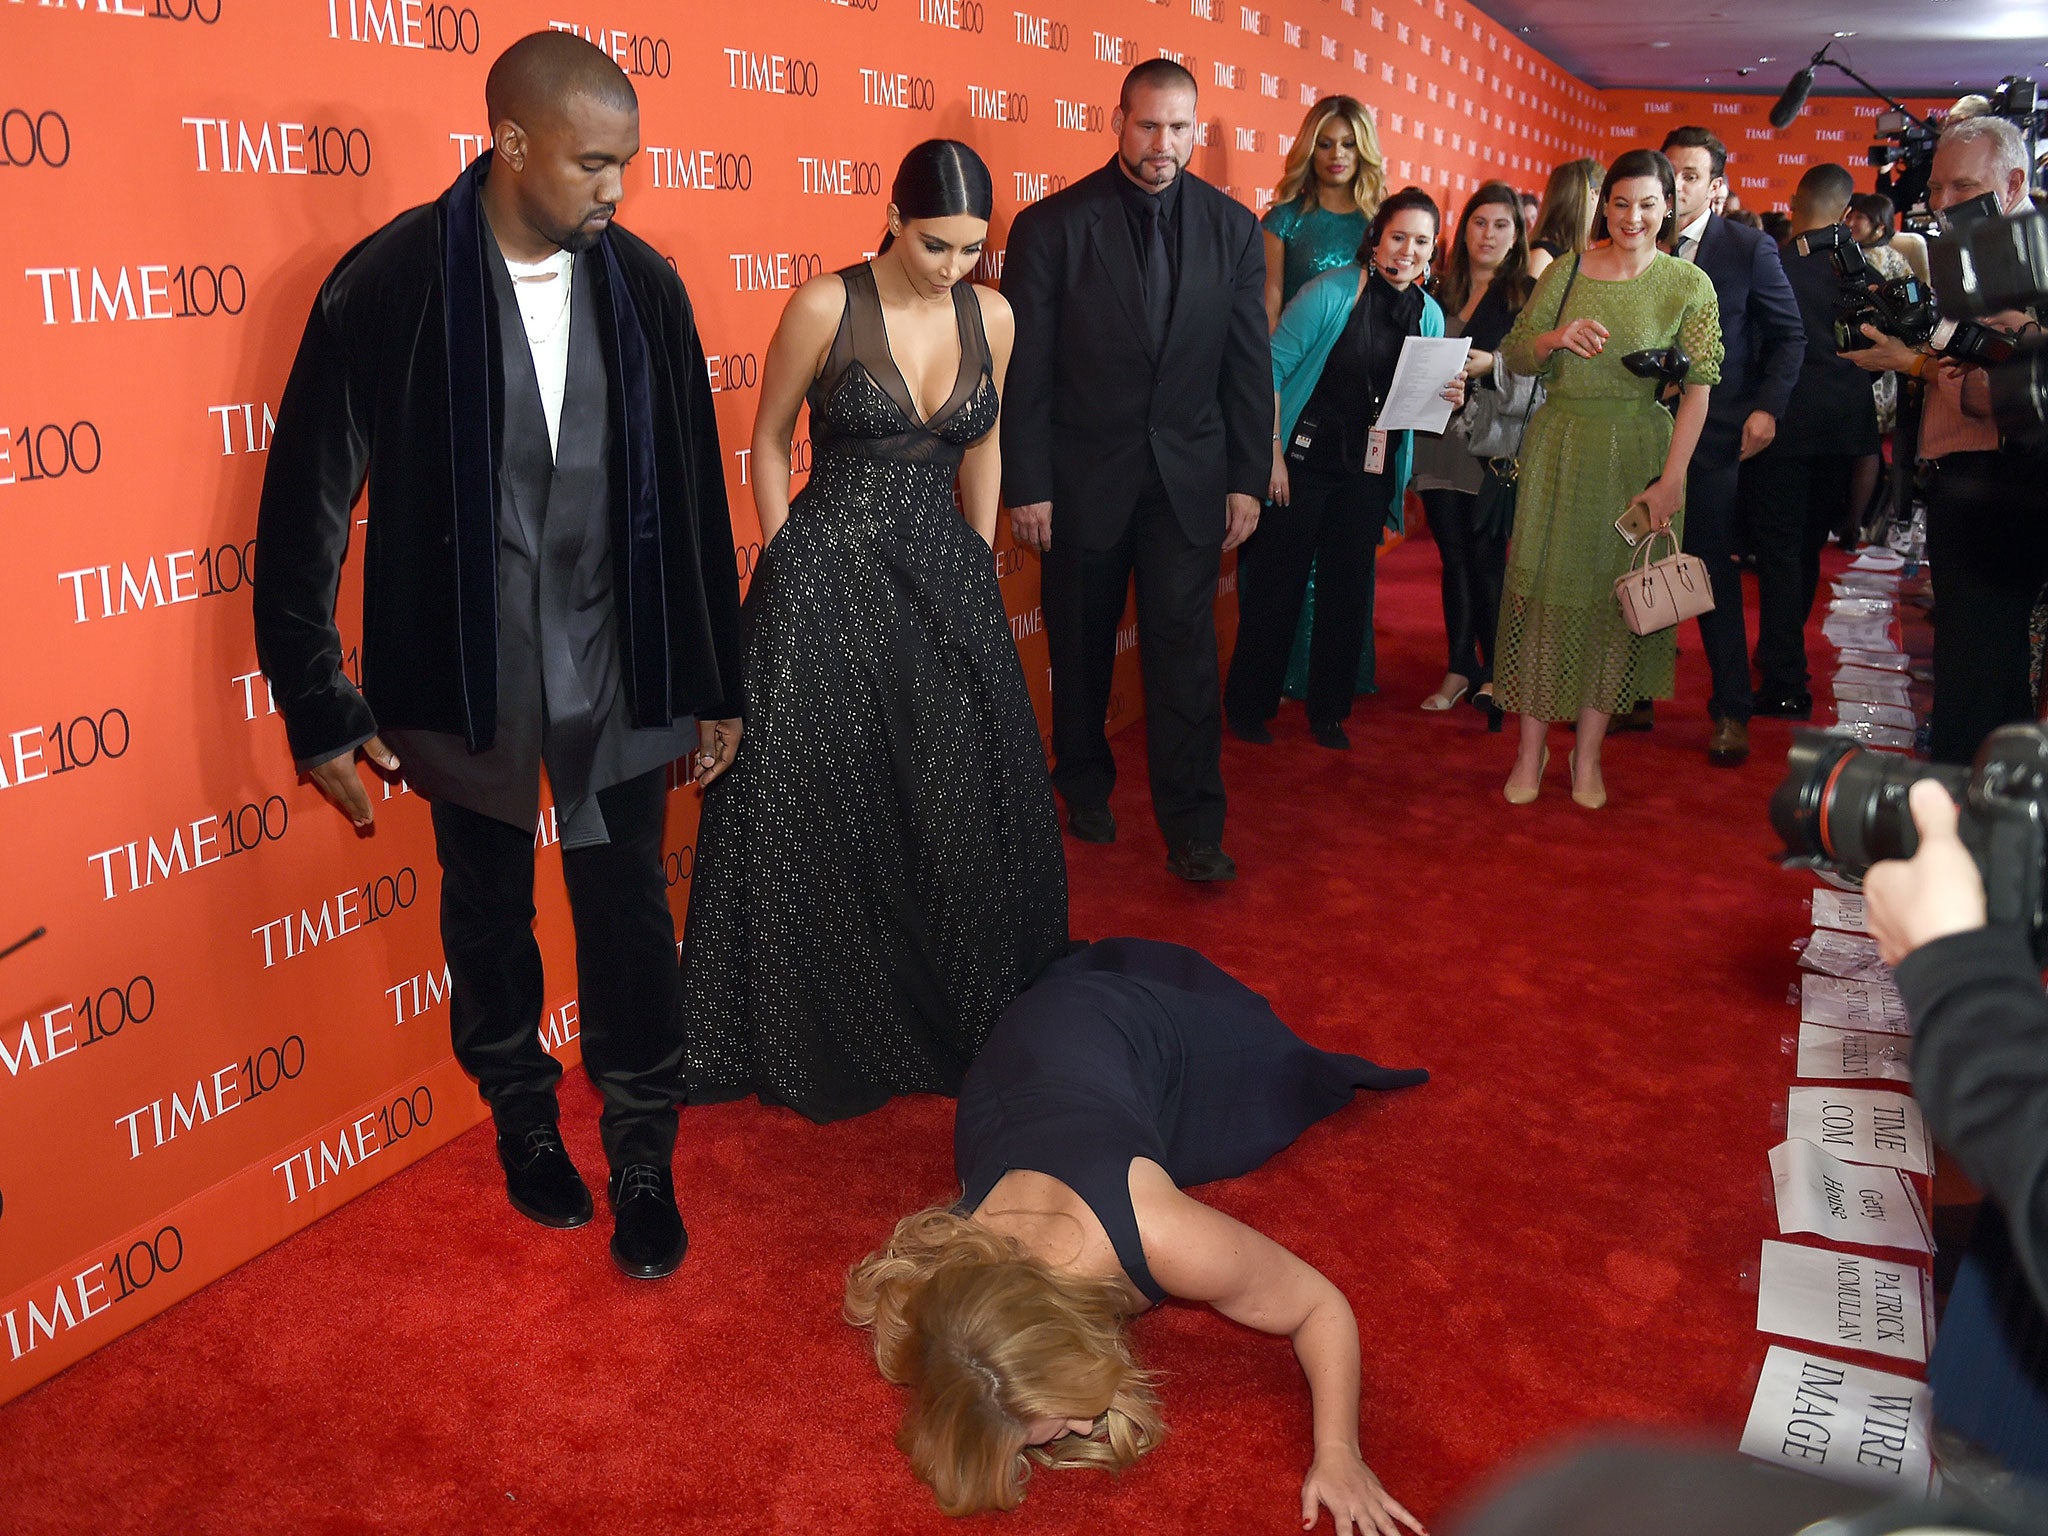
[498,1124,594,1229]
[1167,843,1237,883]
[1310,721,1350,751]
[1066,803,1116,844]
[608,1164,687,1279]
[1227,714,1274,745]
[1751,690,1814,720]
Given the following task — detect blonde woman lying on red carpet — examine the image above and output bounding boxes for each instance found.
[846,938,1427,1535]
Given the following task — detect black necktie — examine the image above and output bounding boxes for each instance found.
[1143,199,1171,348]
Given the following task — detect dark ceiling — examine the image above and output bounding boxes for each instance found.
[1464,0,2048,96]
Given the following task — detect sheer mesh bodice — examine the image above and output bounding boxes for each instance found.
[680,264,1067,1124]
[807,262,998,469]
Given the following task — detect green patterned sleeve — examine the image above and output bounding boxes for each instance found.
[1680,267,1725,387]
[1501,256,1567,377]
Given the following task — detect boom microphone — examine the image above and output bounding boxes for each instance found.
[1769,62,1818,130]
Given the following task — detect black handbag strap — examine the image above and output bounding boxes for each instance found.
[1514,253,1581,434]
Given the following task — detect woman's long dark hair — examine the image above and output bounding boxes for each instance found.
[1592,149,1678,245]
[878,140,994,253]
[1439,181,1532,316]
[1357,186,1440,266]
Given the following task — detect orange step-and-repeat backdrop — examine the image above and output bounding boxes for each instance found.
[2,0,1650,1405]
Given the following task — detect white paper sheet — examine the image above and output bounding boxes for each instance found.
[1786,1087,1931,1174]
[1833,665,1909,690]
[1824,616,1897,648]
[1798,1023,1912,1083]
[1756,1241,1929,1362]
[1834,700,1917,729]
[1838,648,1910,672]
[1740,1345,1932,1492]
[1849,548,1906,571]
[1829,597,1897,616]
[1801,974,1909,1034]
[1810,891,1866,933]
[1769,1139,1931,1252]
[1799,930,1892,982]
[1371,336,1473,433]
[1824,721,1917,749]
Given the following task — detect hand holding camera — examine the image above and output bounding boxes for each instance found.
[1865,780,1989,966]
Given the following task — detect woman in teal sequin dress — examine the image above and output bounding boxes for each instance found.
[1260,95,1384,702]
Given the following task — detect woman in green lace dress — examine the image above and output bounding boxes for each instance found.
[1494,150,1724,808]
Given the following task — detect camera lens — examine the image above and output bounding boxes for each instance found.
[1769,730,1969,875]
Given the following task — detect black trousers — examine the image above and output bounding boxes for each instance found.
[1043,471,1226,847]
[1926,453,2048,765]
[1747,447,1856,699]
[1225,464,1393,731]
[431,766,683,1169]
[1681,457,1754,722]
[1421,486,1505,684]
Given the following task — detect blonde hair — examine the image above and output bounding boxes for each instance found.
[1274,95,1385,219]
[1530,157,1603,256]
[844,1206,1166,1515]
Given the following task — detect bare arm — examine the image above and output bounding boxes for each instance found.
[1631,382,1710,532]
[1264,229,1288,332]
[1136,1163,1424,1536]
[750,275,843,546]
[957,287,1012,548]
[1525,246,1554,282]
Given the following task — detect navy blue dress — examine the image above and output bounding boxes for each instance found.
[956,939,1426,1304]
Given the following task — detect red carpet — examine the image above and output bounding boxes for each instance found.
[0,539,1821,1534]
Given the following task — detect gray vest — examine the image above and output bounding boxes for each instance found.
[386,232,696,847]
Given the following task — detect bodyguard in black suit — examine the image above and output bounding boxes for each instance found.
[1002,60,1271,883]
[1660,129,1804,764]
[1747,165,1880,709]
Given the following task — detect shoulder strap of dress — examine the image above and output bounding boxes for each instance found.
[952,279,993,378]
[1088,1160,1168,1306]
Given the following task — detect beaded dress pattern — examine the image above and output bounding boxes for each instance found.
[681,263,1070,1124]
[1492,253,1723,720]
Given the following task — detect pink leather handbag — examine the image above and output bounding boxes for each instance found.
[1614,529,1715,636]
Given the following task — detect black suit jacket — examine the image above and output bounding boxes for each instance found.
[1689,214,1805,470]
[1001,161,1271,550]
[1895,924,2048,1315]
[1772,240,1880,457]
[253,154,743,767]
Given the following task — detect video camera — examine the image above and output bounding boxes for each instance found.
[1925,194,2048,444]
[1771,724,2048,962]
[1869,74,2045,221]
[1793,222,1937,353]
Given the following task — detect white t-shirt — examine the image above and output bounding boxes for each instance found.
[502,249,576,455]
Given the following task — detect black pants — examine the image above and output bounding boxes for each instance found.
[1926,453,2048,765]
[431,767,683,1169]
[1225,464,1393,730]
[1422,486,1505,684]
[1682,457,1754,722]
[1747,447,1856,699]
[1043,471,1226,847]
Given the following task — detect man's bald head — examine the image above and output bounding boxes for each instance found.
[485,30,636,135]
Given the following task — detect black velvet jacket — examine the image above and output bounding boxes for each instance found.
[253,153,743,766]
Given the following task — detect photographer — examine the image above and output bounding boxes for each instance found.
[1866,779,2048,1503]
[1745,164,1880,715]
[1842,116,2045,765]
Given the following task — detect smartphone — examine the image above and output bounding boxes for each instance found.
[1615,504,1654,545]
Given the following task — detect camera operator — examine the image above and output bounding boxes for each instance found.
[1866,778,2048,1507]
[1842,116,2046,766]
[1745,164,1881,714]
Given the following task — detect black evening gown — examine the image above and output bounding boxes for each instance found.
[681,263,1070,1123]
[955,938,1426,1304]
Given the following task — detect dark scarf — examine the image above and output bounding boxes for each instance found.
[440,151,669,747]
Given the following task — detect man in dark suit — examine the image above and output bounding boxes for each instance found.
[1746,164,1880,712]
[253,34,742,1279]
[1659,127,1805,763]
[1002,60,1271,883]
